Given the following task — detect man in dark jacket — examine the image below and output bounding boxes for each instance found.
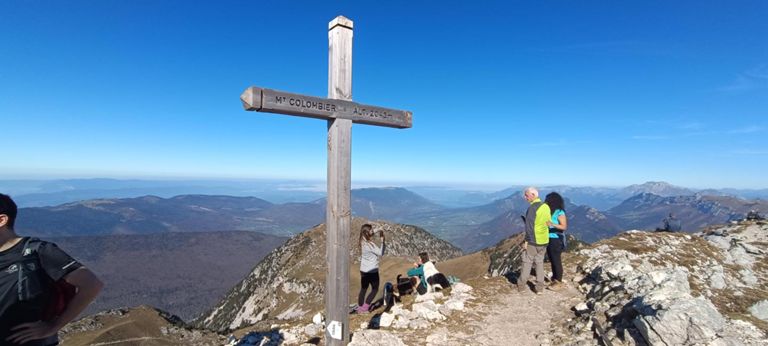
[1,193,104,346]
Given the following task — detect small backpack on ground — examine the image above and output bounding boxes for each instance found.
[383,282,394,308]
[395,274,414,296]
[447,275,461,285]
[17,238,77,321]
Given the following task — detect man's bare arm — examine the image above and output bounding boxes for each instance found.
[8,267,103,344]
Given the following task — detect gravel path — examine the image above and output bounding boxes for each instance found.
[469,280,584,346]
[394,276,585,346]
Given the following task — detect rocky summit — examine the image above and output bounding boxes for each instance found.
[60,218,768,345]
[563,220,768,345]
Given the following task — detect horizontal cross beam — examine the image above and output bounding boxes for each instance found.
[241,86,412,129]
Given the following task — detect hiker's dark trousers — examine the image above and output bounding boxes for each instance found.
[547,234,564,282]
[359,270,380,306]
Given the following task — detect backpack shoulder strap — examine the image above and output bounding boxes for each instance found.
[22,237,44,257]
[17,237,47,301]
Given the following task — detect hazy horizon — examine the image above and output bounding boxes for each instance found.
[2,176,767,193]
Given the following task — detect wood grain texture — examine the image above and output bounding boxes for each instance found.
[245,88,411,128]
[326,15,354,345]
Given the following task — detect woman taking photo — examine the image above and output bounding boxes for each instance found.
[357,224,385,313]
[545,192,568,291]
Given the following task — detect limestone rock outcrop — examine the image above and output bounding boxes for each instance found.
[562,221,768,345]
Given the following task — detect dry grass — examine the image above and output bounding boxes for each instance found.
[62,306,223,346]
[711,286,768,333]
[597,233,657,255]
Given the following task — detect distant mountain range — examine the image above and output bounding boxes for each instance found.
[606,193,768,231]
[15,189,446,238]
[17,195,324,237]
[14,183,768,252]
[402,181,768,249]
[49,231,287,321]
[5,179,768,210]
[1,178,328,207]
[456,203,621,250]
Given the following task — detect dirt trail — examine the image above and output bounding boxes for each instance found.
[468,278,583,346]
[397,274,585,346]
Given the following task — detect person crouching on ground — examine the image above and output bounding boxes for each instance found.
[518,187,551,294]
[357,224,385,313]
[545,192,568,291]
[1,193,104,346]
[407,252,439,295]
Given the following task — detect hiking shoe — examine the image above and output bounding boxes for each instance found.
[548,281,563,291]
[356,304,370,314]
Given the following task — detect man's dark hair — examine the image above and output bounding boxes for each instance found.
[545,192,566,213]
[419,252,429,263]
[0,193,18,230]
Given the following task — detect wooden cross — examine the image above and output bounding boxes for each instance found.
[240,15,412,345]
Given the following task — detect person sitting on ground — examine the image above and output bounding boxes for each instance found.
[656,212,682,232]
[1,193,104,346]
[406,252,450,295]
[356,224,385,314]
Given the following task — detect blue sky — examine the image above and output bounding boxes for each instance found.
[1,1,767,189]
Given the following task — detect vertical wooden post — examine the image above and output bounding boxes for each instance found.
[326,15,353,345]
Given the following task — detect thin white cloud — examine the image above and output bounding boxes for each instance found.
[719,64,768,92]
[728,126,764,134]
[632,130,718,140]
[678,122,705,131]
[730,149,768,156]
[277,183,325,192]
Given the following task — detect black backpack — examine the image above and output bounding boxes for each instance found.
[11,238,76,321]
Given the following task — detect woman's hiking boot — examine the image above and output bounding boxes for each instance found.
[356,303,371,314]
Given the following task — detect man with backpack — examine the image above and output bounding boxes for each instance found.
[1,193,103,345]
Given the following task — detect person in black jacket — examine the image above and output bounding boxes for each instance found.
[0,193,104,346]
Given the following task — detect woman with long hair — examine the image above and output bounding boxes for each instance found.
[544,192,568,290]
[357,223,385,313]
